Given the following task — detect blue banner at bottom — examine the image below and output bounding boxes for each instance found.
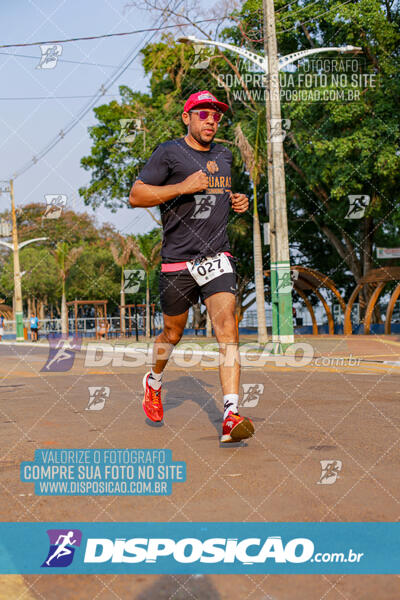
[0,523,398,574]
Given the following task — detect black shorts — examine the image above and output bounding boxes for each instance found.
[159,256,237,316]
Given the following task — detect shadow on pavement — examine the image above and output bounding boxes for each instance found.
[163,375,222,435]
[135,574,221,600]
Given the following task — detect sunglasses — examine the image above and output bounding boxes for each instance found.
[189,109,222,123]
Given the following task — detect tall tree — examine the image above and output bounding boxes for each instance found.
[109,234,134,335]
[53,243,84,334]
[130,231,162,338]
[235,115,268,342]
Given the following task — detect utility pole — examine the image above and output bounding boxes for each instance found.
[263,0,294,345]
[10,180,24,341]
[0,180,47,341]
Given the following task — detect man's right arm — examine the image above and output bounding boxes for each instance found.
[129,170,209,208]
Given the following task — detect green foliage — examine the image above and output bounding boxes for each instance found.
[68,245,120,304]
[0,246,59,305]
[15,203,103,246]
[233,0,400,297]
[78,0,399,311]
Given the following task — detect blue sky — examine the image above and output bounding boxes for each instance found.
[0,0,187,235]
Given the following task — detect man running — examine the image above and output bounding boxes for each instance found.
[130,90,254,443]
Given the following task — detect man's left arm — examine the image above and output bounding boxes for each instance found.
[230,192,249,214]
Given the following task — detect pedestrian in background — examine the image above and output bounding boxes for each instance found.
[30,313,39,342]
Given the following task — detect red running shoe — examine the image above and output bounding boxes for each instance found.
[142,372,163,422]
[221,411,254,443]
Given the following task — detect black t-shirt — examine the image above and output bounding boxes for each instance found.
[137,137,233,263]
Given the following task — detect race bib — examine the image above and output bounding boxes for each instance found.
[186,253,233,287]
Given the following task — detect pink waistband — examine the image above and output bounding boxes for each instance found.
[161,252,232,273]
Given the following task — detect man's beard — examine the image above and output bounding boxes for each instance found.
[192,129,216,147]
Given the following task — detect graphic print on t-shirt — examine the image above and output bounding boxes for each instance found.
[137,138,233,263]
[206,160,218,174]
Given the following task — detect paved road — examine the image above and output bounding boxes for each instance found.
[0,342,399,599]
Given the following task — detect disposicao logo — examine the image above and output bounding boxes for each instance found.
[41,529,82,568]
[83,536,314,565]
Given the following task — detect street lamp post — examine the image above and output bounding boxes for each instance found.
[0,180,47,341]
[264,0,293,345]
[10,180,23,341]
[178,34,360,345]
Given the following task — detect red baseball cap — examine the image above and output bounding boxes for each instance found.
[183,90,229,114]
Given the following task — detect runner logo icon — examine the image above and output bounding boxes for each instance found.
[36,45,62,69]
[317,460,342,485]
[191,44,215,69]
[192,195,216,219]
[86,386,110,410]
[345,195,370,219]
[124,269,145,293]
[41,336,82,372]
[240,383,264,408]
[43,194,67,219]
[41,529,82,568]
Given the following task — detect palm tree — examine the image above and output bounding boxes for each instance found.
[53,242,84,334]
[130,233,162,339]
[109,234,134,336]
[235,116,268,344]
[227,217,252,323]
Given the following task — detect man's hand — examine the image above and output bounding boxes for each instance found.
[231,192,249,213]
[180,170,209,195]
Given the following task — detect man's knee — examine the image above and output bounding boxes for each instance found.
[163,325,183,346]
[213,313,237,340]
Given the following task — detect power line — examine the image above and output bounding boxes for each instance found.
[10,4,177,179]
[0,18,221,49]
[234,0,342,44]
[0,51,142,70]
[278,0,355,34]
[0,94,119,100]
[275,0,298,14]
[277,0,325,21]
